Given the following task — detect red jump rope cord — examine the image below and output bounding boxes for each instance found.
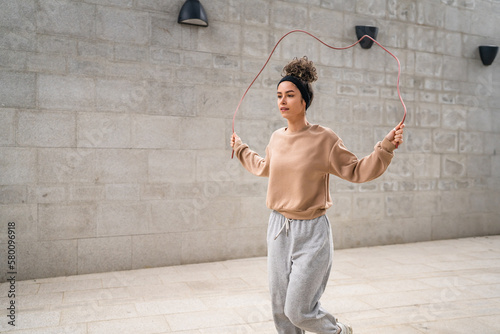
[231,29,407,158]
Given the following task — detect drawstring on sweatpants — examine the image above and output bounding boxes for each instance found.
[274,218,292,240]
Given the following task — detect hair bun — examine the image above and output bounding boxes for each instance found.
[282,56,318,83]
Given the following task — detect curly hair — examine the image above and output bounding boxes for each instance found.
[282,56,318,83]
[281,56,318,107]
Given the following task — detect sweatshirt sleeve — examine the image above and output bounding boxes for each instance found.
[328,137,395,183]
[234,141,270,177]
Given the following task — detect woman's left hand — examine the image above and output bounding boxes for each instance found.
[386,122,405,147]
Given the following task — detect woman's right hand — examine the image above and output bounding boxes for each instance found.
[230,132,241,148]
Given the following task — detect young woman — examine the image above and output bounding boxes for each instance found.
[231,57,404,334]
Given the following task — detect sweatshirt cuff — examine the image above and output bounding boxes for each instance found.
[381,137,396,153]
[233,140,247,157]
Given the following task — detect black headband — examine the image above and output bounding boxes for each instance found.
[278,75,311,110]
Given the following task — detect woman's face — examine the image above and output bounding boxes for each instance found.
[277,81,306,120]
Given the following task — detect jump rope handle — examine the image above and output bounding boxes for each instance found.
[394,117,406,149]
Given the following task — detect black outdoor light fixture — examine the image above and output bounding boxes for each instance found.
[178,0,208,27]
[478,45,498,66]
[355,25,379,49]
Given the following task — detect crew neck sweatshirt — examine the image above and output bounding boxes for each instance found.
[234,124,396,220]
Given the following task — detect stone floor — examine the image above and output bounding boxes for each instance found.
[1,236,500,334]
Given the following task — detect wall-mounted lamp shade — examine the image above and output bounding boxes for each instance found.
[479,45,498,66]
[355,26,378,49]
[178,0,208,27]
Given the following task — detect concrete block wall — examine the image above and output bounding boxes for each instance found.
[0,0,499,281]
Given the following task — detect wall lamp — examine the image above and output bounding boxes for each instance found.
[478,45,498,66]
[178,0,208,27]
[355,25,378,49]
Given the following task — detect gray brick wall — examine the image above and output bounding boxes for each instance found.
[0,0,499,281]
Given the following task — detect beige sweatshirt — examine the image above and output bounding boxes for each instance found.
[234,124,396,220]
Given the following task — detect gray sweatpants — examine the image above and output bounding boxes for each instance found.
[267,210,339,334]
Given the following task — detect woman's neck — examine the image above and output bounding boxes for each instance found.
[286,117,309,133]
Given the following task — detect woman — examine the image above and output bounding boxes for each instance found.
[231,57,404,334]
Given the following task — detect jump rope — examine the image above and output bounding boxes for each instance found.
[231,29,407,158]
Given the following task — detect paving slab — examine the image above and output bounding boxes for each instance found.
[1,236,499,333]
